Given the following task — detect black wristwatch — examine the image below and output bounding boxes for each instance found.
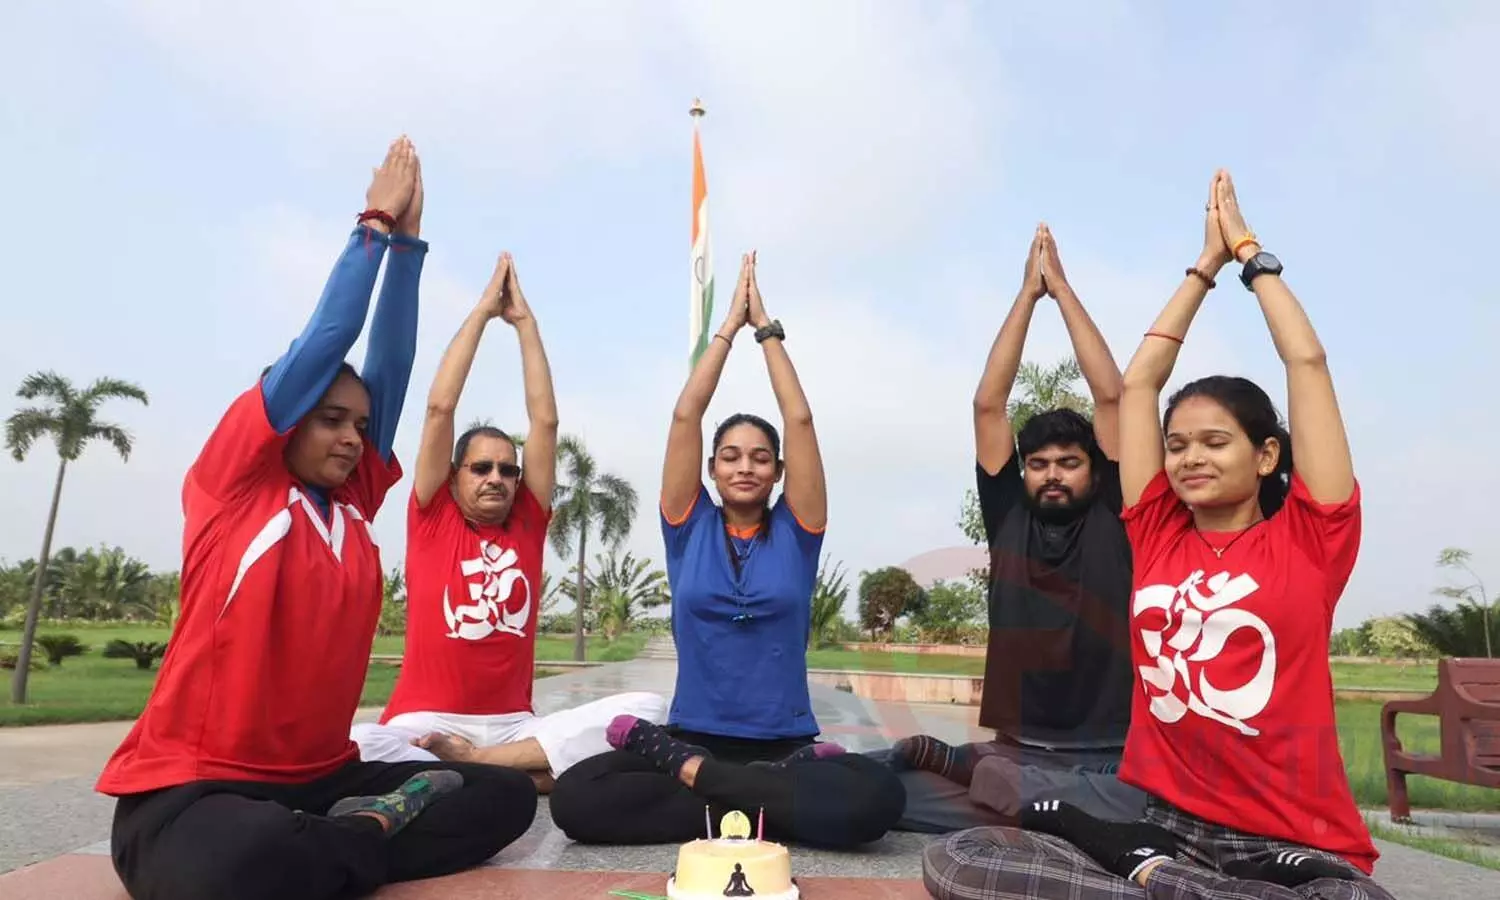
[1240,251,1283,290]
[754,320,785,344]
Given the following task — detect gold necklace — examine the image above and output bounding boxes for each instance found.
[1193,519,1264,559]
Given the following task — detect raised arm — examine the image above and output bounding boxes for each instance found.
[974,227,1047,474]
[1038,225,1124,459]
[413,257,511,507]
[360,148,426,462]
[1119,174,1231,506]
[663,255,751,521]
[1217,171,1353,504]
[746,253,825,531]
[498,258,559,511]
[262,138,416,432]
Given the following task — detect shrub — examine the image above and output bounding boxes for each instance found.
[103,640,168,671]
[0,651,47,672]
[36,634,89,666]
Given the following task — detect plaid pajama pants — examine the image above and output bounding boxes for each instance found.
[922,796,1398,899]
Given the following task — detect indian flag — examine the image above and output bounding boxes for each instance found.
[689,121,714,366]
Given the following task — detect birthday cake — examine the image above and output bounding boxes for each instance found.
[666,811,798,899]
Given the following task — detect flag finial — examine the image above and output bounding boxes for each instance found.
[690,98,706,118]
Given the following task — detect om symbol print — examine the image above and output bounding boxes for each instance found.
[442,540,532,641]
[1133,569,1276,736]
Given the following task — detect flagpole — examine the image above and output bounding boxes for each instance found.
[689,98,713,368]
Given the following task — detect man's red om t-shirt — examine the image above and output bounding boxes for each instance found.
[1118,470,1378,874]
[379,483,550,721]
[95,385,401,796]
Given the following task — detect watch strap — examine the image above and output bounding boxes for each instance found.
[1239,252,1283,291]
[754,320,785,344]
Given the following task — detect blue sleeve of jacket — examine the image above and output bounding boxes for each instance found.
[261,226,389,433]
[360,232,427,461]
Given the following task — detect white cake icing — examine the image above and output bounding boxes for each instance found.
[666,837,799,899]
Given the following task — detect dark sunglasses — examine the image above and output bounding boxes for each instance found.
[465,461,522,479]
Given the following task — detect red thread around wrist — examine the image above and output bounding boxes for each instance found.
[357,209,397,230]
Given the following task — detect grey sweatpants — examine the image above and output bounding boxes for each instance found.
[868,741,1146,833]
[922,796,1396,899]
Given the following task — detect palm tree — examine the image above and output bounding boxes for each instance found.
[5,371,148,703]
[548,435,638,661]
[560,550,668,610]
[809,560,849,649]
[1008,357,1092,432]
[560,550,668,640]
[147,571,182,630]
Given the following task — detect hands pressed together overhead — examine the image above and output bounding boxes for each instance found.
[1199,168,1259,273]
[716,251,773,341]
[362,136,424,237]
[1021,223,1072,301]
[1018,168,1261,298]
[477,252,534,327]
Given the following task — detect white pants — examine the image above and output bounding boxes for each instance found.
[350,691,667,777]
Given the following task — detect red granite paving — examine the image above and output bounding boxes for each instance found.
[1,854,930,899]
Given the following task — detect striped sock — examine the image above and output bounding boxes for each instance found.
[892,735,991,786]
[1223,850,1351,886]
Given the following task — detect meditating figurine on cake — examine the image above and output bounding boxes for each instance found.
[667,810,799,899]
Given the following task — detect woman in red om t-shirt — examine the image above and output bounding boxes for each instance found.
[921,173,1398,900]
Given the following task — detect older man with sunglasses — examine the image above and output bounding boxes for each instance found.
[351,253,666,792]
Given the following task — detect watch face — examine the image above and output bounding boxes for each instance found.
[1256,252,1282,271]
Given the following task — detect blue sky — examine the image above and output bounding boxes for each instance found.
[2,1,1496,628]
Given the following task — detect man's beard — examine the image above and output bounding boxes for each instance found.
[1024,484,1089,523]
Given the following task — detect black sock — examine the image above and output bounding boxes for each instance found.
[1022,800,1177,881]
[606,715,709,778]
[1223,851,1352,886]
[748,742,847,770]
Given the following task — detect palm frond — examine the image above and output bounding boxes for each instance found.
[5,408,64,461]
[81,377,149,408]
[592,474,639,547]
[557,434,596,482]
[548,500,583,557]
[16,371,75,404]
[87,423,135,461]
[1437,547,1473,568]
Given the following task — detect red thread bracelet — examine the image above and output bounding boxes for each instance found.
[1145,330,1184,345]
[357,209,397,230]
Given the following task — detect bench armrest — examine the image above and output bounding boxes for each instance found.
[1382,696,1440,755]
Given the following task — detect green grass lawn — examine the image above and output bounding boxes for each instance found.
[806,647,989,676]
[0,626,645,727]
[1337,699,1498,812]
[807,649,1441,693]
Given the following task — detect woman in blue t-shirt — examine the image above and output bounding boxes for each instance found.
[548,253,904,848]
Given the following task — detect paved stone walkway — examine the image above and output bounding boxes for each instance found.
[1,659,1494,897]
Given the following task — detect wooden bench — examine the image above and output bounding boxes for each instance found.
[1380,657,1500,821]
